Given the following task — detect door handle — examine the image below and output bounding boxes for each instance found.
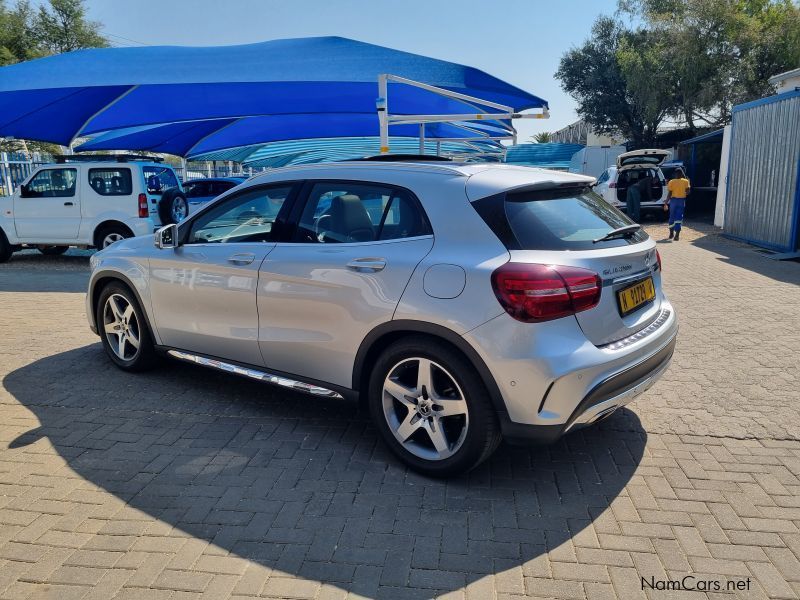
[228,253,256,266]
[346,257,386,272]
[64,201,74,206]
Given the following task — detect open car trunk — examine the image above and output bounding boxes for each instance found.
[616,168,664,203]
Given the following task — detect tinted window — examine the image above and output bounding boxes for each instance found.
[142,166,179,194]
[473,187,648,250]
[293,182,430,243]
[596,169,610,184]
[188,185,292,244]
[184,181,211,198]
[88,168,132,196]
[210,181,237,196]
[22,168,77,198]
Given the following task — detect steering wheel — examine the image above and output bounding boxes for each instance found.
[314,213,332,242]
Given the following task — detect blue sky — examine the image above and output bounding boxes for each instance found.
[79,0,618,142]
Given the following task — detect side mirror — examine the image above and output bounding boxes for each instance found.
[154,224,178,249]
[19,183,30,197]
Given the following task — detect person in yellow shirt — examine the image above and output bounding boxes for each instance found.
[665,169,690,241]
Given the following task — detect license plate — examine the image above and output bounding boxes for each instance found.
[617,277,655,316]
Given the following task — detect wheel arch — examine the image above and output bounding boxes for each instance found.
[93,220,135,248]
[352,320,507,416]
[90,270,157,343]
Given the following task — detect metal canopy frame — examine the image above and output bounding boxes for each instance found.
[377,74,549,156]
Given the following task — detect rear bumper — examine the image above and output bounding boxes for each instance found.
[500,332,676,444]
[464,300,678,441]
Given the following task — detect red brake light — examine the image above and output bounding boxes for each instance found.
[138,193,148,218]
[656,250,662,272]
[491,263,602,323]
[608,182,617,188]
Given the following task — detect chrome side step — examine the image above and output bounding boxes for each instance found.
[167,350,343,399]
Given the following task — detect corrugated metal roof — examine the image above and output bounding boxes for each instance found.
[504,143,584,170]
[193,137,498,166]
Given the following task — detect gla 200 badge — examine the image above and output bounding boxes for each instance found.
[603,264,633,277]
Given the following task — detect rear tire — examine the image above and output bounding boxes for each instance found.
[96,282,157,372]
[0,230,12,263]
[37,245,69,256]
[368,336,501,477]
[158,189,189,225]
[94,224,133,249]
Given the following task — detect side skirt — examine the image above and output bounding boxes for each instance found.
[161,347,354,400]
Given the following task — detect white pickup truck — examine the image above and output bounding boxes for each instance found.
[0,156,188,262]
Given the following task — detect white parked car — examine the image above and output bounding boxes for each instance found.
[593,149,671,213]
[0,156,186,262]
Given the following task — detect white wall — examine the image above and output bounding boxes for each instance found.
[714,125,732,228]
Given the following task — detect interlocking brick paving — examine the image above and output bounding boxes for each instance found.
[0,222,799,599]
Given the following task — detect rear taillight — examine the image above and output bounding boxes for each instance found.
[656,250,662,272]
[138,193,148,218]
[609,182,617,188]
[491,263,602,323]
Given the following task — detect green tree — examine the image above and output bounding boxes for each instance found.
[0,0,106,66]
[532,131,553,143]
[619,0,800,129]
[556,17,672,146]
[33,0,107,54]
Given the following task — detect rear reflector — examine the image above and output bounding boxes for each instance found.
[138,193,148,218]
[609,182,617,188]
[491,263,602,323]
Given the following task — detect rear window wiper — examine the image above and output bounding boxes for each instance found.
[593,224,641,243]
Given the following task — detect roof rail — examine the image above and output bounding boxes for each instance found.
[55,154,164,164]
[350,154,453,163]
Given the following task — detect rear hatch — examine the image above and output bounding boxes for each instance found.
[471,181,662,346]
[617,149,670,170]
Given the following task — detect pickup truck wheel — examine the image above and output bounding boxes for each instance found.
[158,189,189,225]
[37,245,69,256]
[368,336,501,477]
[96,282,157,371]
[95,225,132,249]
[0,230,13,263]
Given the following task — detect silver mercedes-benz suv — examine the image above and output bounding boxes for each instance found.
[86,159,677,476]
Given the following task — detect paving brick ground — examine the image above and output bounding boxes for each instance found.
[0,220,799,599]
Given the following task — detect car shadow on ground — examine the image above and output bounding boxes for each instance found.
[4,344,646,599]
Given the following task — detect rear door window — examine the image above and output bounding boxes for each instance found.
[472,187,648,250]
[291,182,431,244]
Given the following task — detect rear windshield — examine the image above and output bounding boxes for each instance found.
[142,166,179,195]
[472,186,649,250]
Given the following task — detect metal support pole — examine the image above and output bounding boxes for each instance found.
[377,74,389,154]
[181,157,187,181]
[419,123,425,155]
[436,142,441,157]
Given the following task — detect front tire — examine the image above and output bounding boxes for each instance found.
[96,282,157,371]
[368,336,500,477]
[0,230,13,263]
[37,245,69,256]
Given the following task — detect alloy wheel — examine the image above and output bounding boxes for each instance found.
[382,357,469,461]
[102,293,141,361]
[102,232,125,248]
[171,197,188,222]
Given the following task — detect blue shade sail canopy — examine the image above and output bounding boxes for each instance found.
[0,36,547,145]
[76,114,509,157]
